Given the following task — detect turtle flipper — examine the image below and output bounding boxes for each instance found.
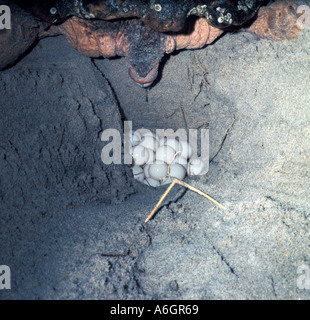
[0,2,55,71]
[245,0,301,40]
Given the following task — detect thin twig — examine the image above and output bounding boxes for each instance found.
[144,178,226,223]
[210,114,236,162]
[144,179,177,223]
[195,54,209,87]
[174,178,226,210]
[180,106,188,129]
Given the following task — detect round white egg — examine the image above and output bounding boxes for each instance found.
[166,138,182,152]
[149,161,168,181]
[144,164,151,178]
[169,163,187,180]
[146,150,155,164]
[156,145,176,164]
[142,131,159,141]
[143,178,161,187]
[132,130,142,146]
[171,155,188,169]
[187,158,204,176]
[180,140,193,159]
[132,145,149,166]
[158,137,167,147]
[131,165,145,182]
[158,137,182,150]
[161,177,172,186]
[139,135,159,152]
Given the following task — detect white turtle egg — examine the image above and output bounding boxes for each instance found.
[131,165,144,182]
[156,145,176,164]
[142,131,159,141]
[169,163,187,180]
[161,177,172,186]
[143,178,161,187]
[171,155,188,169]
[187,158,204,176]
[158,137,181,150]
[146,150,155,164]
[125,130,134,148]
[158,137,167,147]
[139,135,159,152]
[132,145,149,166]
[166,138,182,153]
[132,130,142,147]
[144,164,151,178]
[180,140,193,159]
[149,161,168,180]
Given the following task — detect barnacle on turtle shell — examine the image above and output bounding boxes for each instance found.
[13,0,265,31]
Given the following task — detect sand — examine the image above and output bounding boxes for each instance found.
[0,3,310,299]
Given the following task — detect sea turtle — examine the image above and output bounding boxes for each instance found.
[0,0,302,87]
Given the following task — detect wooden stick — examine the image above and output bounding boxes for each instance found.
[144,178,226,223]
[174,178,226,210]
[144,179,177,223]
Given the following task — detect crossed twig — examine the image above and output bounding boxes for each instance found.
[144,177,226,223]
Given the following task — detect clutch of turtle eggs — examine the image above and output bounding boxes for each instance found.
[129,130,207,187]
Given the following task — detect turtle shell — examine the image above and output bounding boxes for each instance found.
[13,0,265,31]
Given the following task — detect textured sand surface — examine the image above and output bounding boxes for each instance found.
[1,8,309,299]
